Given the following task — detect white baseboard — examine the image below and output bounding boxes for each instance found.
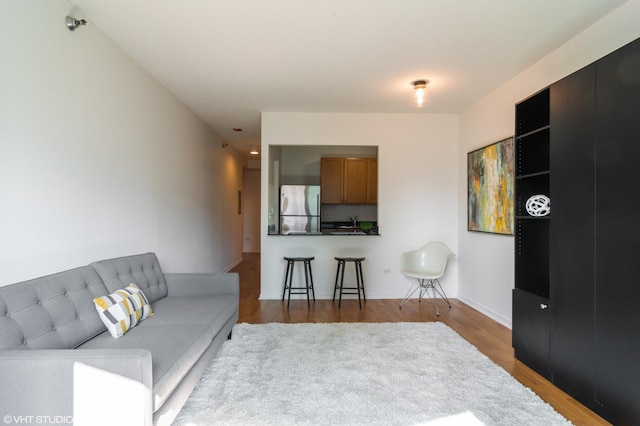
[259,291,442,300]
[223,256,244,273]
[261,291,456,302]
[457,294,512,329]
[259,291,512,330]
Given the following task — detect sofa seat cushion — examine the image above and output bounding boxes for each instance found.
[78,322,216,412]
[142,295,238,328]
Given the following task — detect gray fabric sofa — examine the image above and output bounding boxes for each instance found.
[0,253,239,426]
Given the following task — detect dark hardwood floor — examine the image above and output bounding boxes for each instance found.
[231,252,609,425]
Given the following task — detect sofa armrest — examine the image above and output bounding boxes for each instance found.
[0,349,153,426]
[164,272,239,297]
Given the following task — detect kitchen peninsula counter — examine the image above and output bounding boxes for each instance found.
[268,231,380,236]
[268,221,379,236]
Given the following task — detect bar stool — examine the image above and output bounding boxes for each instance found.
[333,257,366,309]
[282,257,315,308]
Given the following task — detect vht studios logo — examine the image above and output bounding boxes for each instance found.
[3,415,73,424]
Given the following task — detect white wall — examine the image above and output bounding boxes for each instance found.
[261,113,458,300]
[457,0,640,327]
[0,0,245,285]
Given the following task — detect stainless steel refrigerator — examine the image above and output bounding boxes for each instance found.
[279,185,321,234]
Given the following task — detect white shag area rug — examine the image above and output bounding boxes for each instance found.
[174,322,570,426]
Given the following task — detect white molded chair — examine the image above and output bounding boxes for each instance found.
[399,241,454,315]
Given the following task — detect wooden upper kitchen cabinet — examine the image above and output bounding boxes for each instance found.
[366,158,377,204]
[320,158,344,203]
[321,157,376,204]
[343,158,367,204]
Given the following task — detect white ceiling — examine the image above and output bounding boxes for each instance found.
[69,0,628,158]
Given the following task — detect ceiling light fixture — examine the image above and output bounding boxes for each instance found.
[412,79,430,107]
[249,145,259,155]
[65,16,87,31]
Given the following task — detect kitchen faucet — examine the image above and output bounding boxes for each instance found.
[348,215,358,227]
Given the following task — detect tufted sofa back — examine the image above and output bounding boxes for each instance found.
[0,266,108,350]
[91,253,168,303]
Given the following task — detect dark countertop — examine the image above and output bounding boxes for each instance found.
[321,221,377,231]
[268,221,379,236]
[268,231,380,236]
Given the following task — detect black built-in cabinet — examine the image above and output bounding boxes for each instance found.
[549,61,597,410]
[514,37,640,425]
[593,37,640,423]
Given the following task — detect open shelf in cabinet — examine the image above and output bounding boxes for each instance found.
[517,128,550,176]
[516,173,550,217]
[515,218,549,299]
[515,86,550,309]
[516,88,550,136]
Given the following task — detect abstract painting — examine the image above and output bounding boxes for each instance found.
[468,137,514,235]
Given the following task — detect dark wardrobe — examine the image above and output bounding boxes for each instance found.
[513,37,640,425]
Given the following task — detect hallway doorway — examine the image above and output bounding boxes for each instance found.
[242,166,261,253]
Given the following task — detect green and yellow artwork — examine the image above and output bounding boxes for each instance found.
[468,137,514,235]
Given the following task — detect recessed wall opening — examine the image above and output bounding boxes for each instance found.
[267,145,378,235]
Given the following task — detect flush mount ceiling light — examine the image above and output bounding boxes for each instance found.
[65,16,87,31]
[249,145,259,155]
[412,79,430,107]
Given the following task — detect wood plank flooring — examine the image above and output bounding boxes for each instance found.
[231,253,609,425]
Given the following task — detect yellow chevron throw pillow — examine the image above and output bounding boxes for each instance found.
[94,283,153,338]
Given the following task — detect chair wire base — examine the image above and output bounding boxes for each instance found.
[399,278,451,316]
